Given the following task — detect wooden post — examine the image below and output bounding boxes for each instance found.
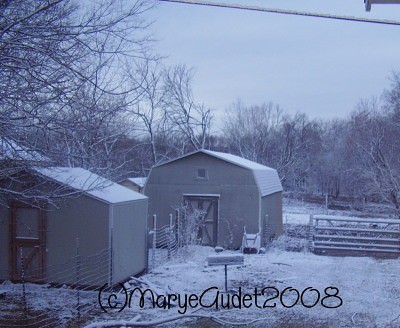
[20,248,27,315]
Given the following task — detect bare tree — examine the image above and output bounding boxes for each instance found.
[0,0,154,202]
[163,65,213,151]
[383,71,400,119]
[127,61,171,165]
[348,100,400,212]
[221,101,322,191]
[274,113,322,190]
[222,100,282,163]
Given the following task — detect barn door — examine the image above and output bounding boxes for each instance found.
[10,203,46,282]
[183,196,218,246]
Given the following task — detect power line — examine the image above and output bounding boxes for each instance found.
[158,0,400,26]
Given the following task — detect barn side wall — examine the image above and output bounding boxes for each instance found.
[261,192,283,244]
[145,152,260,249]
[0,205,9,280]
[112,199,148,285]
[46,195,109,286]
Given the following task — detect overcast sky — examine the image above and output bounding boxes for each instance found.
[146,0,400,125]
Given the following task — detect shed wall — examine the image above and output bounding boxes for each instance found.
[46,195,109,286]
[0,206,8,280]
[145,153,260,248]
[112,199,148,284]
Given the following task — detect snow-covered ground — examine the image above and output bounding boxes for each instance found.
[136,246,400,327]
[1,199,399,327]
[2,245,398,327]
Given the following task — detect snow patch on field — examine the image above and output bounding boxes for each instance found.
[283,213,311,225]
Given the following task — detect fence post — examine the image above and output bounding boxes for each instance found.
[76,237,81,318]
[308,215,314,252]
[19,248,27,316]
[151,214,157,271]
[175,209,180,250]
[264,215,269,244]
[325,195,328,213]
[109,227,113,288]
[284,214,287,237]
[167,214,173,260]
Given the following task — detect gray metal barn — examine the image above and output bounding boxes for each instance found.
[0,167,148,287]
[145,150,283,249]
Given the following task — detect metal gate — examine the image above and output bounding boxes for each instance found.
[10,202,46,282]
[183,195,219,246]
[311,215,400,257]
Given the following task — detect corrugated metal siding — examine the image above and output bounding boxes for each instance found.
[252,169,283,197]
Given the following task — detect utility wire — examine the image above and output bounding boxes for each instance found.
[158,0,400,26]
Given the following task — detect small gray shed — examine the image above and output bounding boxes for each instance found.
[145,150,283,249]
[0,167,148,287]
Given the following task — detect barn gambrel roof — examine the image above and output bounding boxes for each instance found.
[155,149,283,197]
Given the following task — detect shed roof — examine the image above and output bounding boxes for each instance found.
[126,177,147,188]
[155,150,283,197]
[37,167,147,204]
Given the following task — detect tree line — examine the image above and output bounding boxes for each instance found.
[1,0,399,212]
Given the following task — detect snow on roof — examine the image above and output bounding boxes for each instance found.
[127,177,147,188]
[155,150,283,197]
[202,150,272,170]
[37,167,147,204]
[203,150,283,196]
[0,138,48,162]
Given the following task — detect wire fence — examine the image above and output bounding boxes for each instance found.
[0,241,111,328]
[147,209,212,271]
[148,214,178,271]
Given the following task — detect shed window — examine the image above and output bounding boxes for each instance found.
[197,168,207,179]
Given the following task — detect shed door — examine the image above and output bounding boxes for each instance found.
[183,196,218,246]
[10,203,46,282]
